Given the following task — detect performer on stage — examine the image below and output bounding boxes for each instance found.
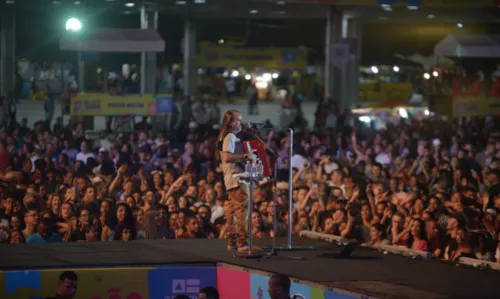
[217,109,257,252]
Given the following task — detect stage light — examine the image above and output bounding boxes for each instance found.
[65,18,82,32]
[432,71,439,77]
[245,74,252,80]
[231,70,239,77]
[393,66,400,72]
[423,73,430,80]
[272,73,279,79]
[424,109,430,116]
[398,108,408,118]
[371,66,379,74]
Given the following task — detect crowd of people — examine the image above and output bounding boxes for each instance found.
[0,100,499,264]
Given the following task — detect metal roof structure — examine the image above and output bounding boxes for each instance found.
[1,0,499,22]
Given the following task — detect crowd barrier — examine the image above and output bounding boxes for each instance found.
[0,263,376,299]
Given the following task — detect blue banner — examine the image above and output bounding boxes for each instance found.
[250,274,271,299]
[148,267,216,299]
[291,281,311,299]
[5,271,41,295]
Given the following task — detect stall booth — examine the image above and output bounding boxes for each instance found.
[430,34,500,118]
[60,28,170,131]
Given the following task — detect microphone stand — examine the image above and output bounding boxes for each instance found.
[273,128,314,252]
[261,161,304,261]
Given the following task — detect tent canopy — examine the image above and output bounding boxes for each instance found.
[434,34,500,58]
[60,28,165,53]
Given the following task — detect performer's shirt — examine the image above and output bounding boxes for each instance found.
[221,132,245,190]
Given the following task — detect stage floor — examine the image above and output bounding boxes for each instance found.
[1,238,499,299]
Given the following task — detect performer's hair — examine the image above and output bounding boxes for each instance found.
[216,109,240,160]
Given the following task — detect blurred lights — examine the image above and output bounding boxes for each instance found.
[256,81,268,89]
[249,9,258,14]
[424,109,430,116]
[272,73,279,79]
[245,74,252,80]
[359,116,371,123]
[231,70,239,77]
[432,71,439,77]
[223,71,229,78]
[381,4,392,11]
[371,66,379,74]
[427,14,435,19]
[218,39,224,44]
[423,73,431,80]
[125,2,135,7]
[74,1,81,4]
[65,18,82,32]
[277,1,285,4]
[457,23,463,28]
[5,0,15,3]
[393,66,400,72]
[194,0,206,3]
[262,73,272,81]
[176,0,187,4]
[407,5,419,10]
[398,108,408,118]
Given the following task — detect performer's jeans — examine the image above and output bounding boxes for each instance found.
[226,184,249,246]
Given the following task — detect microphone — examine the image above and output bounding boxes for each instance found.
[247,122,268,130]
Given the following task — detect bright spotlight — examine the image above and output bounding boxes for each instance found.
[398,108,408,118]
[231,70,239,77]
[65,18,82,32]
[424,109,430,116]
[272,73,279,79]
[359,116,371,123]
[371,66,379,74]
[432,71,439,77]
[393,66,400,72]
[245,74,252,80]
[262,73,272,81]
[423,73,431,80]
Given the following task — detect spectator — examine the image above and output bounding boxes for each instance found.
[198,286,219,299]
[0,101,498,268]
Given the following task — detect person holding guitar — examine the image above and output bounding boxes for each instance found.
[217,109,257,252]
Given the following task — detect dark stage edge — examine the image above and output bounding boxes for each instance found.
[1,238,499,299]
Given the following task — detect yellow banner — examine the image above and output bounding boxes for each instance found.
[360,82,414,102]
[196,43,307,69]
[0,267,152,299]
[318,0,496,7]
[70,93,173,116]
[453,96,500,117]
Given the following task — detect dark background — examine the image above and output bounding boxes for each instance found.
[13,10,500,66]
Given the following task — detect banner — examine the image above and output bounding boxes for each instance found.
[148,267,216,299]
[217,267,250,299]
[196,43,307,69]
[331,43,350,68]
[70,93,173,116]
[359,82,414,102]
[0,268,152,299]
[453,96,500,117]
